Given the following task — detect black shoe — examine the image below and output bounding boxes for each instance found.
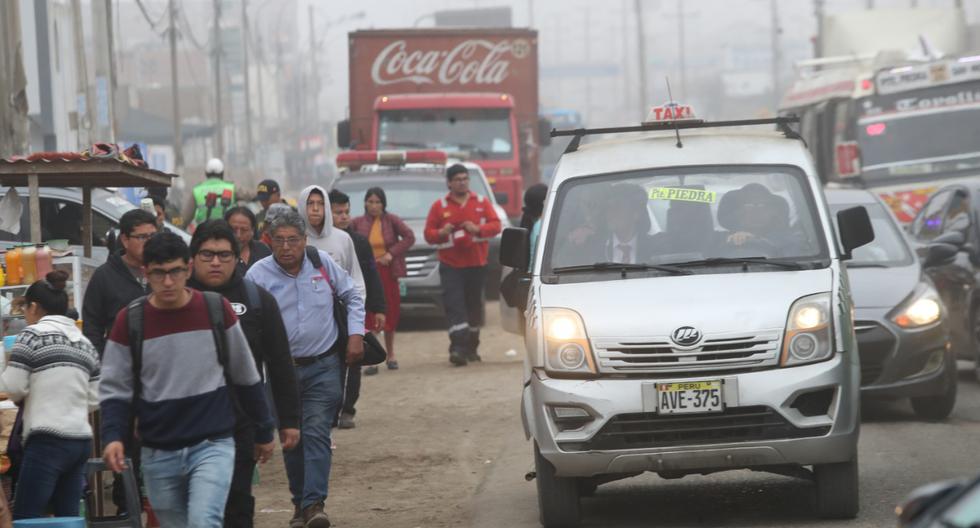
[466,352,482,362]
[449,350,468,366]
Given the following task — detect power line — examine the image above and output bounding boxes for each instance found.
[178,1,208,50]
[134,0,167,30]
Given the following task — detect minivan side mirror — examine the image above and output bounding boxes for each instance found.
[837,206,874,261]
[923,243,959,268]
[932,230,965,247]
[500,227,530,272]
[337,119,351,149]
[494,192,509,205]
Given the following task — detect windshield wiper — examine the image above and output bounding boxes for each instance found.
[668,257,809,270]
[845,262,890,268]
[552,262,693,277]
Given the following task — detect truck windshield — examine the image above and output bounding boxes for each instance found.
[542,167,829,276]
[378,108,514,161]
[857,82,980,180]
[336,175,494,220]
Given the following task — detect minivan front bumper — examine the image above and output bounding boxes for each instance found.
[525,354,859,478]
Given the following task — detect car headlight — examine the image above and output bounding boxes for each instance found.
[782,293,834,367]
[891,284,943,329]
[542,308,597,377]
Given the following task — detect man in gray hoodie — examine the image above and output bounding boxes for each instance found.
[299,185,366,303]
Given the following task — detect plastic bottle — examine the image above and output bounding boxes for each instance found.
[5,247,22,286]
[34,244,52,278]
[21,245,36,284]
[0,261,6,288]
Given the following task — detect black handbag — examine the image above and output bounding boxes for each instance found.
[306,247,387,366]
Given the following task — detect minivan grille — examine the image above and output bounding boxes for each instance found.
[405,249,438,278]
[593,330,782,375]
[559,406,830,452]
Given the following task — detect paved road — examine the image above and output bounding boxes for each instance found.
[470,363,980,527]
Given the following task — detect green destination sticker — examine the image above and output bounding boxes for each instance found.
[648,187,717,204]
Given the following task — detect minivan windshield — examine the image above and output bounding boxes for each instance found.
[542,167,829,278]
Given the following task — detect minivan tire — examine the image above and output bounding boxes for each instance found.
[911,356,957,421]
[814,457,859,519]
[535,443,581,527]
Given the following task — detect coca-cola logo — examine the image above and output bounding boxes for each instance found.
[370,39,529,86]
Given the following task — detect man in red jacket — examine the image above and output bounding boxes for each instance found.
[424,164,502,366]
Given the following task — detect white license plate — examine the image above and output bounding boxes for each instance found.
[656,380,723,414]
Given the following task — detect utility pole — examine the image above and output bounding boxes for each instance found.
[242,0,254,168]
[771,0,782,111]
[71,0,94,149]
[634,0,648,120]
[814,0,825,58]
[528,0,534,27]
[866,0,874,8]
[0,0,30,157]
[308,4,319,136]
[105,0,118,144]
[169,0,183,171]
[34,0,56,150]
[212,0,225,158]
[621,0,632,120]
[677,0,687,101]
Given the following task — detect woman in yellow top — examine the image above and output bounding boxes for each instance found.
[352,188,416,373]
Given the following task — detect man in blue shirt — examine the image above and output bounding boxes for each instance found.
[246,210,365,528]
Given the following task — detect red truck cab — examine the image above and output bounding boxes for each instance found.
[371,93,522,217]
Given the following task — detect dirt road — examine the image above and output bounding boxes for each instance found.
[253,302,525,527]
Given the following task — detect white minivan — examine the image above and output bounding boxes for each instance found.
[500,117,875,527]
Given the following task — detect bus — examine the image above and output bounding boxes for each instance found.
[780,52,980,222]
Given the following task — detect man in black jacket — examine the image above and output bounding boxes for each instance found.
[81,208,156,513]
[188,220,302,528]
[329,190,386,429]
[82,209,157,354]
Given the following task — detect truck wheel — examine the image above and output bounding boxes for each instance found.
[814,457,859,519]
[911,357,958,421]
[535,443,581,527]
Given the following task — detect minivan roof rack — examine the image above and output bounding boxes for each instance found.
[553,116,801,154]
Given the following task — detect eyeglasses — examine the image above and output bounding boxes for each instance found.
[270,236,304,247]
[125,233,154,242]
[197,250,236,263]
[146,266,188,282]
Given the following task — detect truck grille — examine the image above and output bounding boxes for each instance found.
[854,321,895,386]
[405,249,438,278]
[559,406,829,452]
[593,330,782,375]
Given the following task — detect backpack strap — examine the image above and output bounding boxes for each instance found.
[202,291,231,381]
[125,296,147,440]
[305,246,335,294]
[243,278,263,320]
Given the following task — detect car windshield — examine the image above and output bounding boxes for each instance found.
[830,201,913,267]
[857,82,980,180]
[542,167,829,277]
[335,173,493,220]
[378,108,513,160]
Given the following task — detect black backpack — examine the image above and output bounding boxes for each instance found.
[125,291,233,413]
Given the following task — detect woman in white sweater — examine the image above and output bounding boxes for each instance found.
[1,270,100,519]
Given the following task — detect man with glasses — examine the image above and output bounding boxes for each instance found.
[187,220,300,528]
[82,208,157,514]
[423,163,501,366]
[246,210,364,528]
[100,232,275,527]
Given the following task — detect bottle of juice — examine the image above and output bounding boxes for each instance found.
[34,244,52,278]
[5,247,22,286]
[21,245,36,284]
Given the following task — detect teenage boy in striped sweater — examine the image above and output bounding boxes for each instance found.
[100,232,275,528]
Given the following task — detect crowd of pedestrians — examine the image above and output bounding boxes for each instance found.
[0,161,512,526]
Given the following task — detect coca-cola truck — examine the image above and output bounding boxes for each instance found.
[338,28,550,218]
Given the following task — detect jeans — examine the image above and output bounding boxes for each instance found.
[285,350,343,509]
[224,426,257,528]
[12,433,91,519]
[439,264,487,356]
[141,437,236,528]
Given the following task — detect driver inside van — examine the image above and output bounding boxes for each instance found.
[717,183,793,252]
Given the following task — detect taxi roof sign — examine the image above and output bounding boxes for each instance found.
[642,102,703,126]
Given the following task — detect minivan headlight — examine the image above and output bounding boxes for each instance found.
[891,284,943,329]
[782,293,834,367]
[542,308,597,377]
